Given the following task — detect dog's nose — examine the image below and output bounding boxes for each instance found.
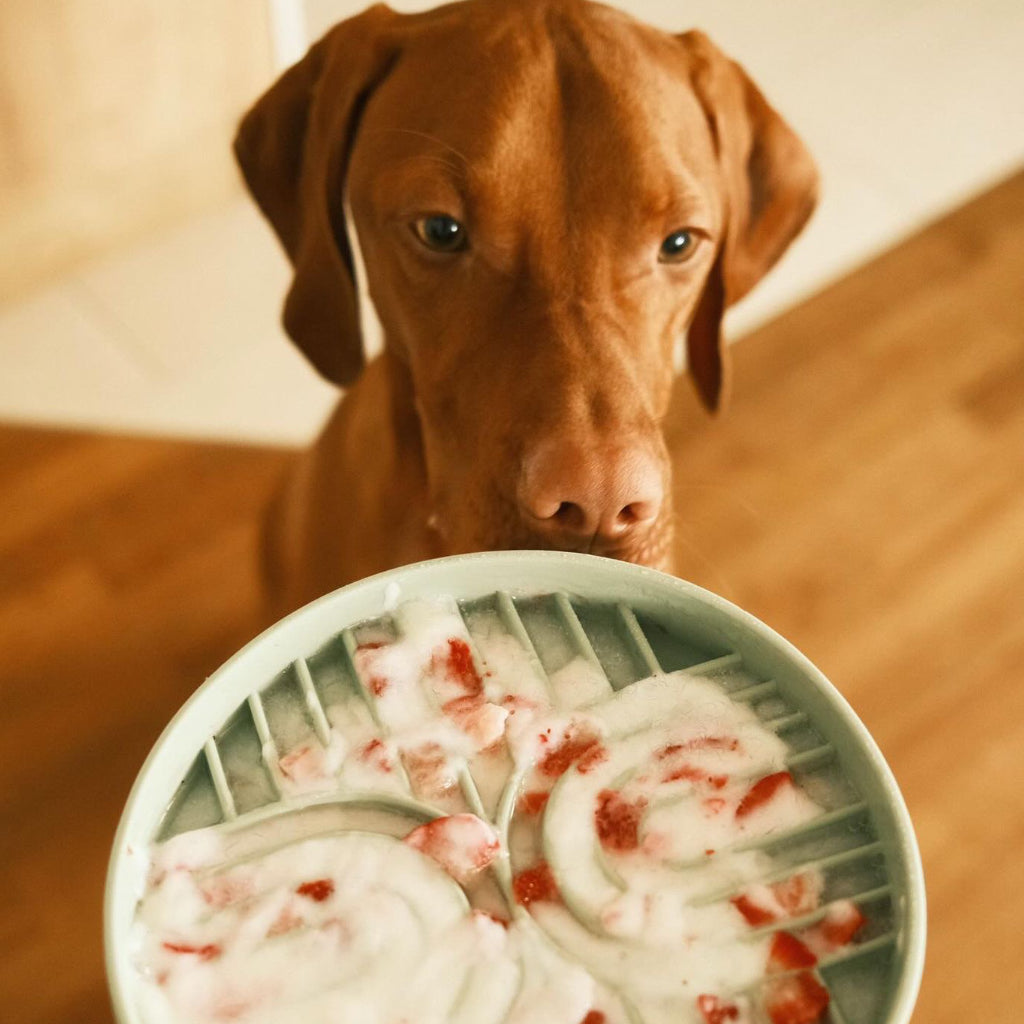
[518,442,664,542]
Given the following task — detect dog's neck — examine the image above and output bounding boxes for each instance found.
[375,347,419,445]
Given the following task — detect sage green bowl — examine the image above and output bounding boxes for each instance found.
[105,551,925,1024]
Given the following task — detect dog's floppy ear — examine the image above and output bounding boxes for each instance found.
[679,30,819,412]
[234,5,398,387]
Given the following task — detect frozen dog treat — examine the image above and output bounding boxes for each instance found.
[129,598,873,1024]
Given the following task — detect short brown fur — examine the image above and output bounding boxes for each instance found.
[235,0,818,613]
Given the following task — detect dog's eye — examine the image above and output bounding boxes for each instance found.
[659,229,697,263]
[413,215,467,253]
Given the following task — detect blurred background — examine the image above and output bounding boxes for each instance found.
[2,2,1023,1024]
[2,0,1023,443]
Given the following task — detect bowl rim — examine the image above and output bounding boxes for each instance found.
[104,550,926,1024]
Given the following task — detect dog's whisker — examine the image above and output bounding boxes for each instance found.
[675,482,767,526]
[369,128,470,167]
[671,528,738,599]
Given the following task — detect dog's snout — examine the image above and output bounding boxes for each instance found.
[518,442,664,544]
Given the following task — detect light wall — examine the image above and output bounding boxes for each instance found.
[0,0,1021,445]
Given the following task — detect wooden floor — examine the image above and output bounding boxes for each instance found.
[2,171,1022,1024]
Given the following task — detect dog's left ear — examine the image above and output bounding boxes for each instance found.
[679,30,819,412]
[234,5,399,387]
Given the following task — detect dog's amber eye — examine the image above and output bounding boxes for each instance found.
[413,215,467,253]
[659,229,697,263]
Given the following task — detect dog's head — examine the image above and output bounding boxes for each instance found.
[235,0,817,567]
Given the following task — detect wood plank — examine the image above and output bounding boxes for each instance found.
[0,171,1022,1023]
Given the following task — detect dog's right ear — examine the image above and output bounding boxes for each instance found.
[234,5,399,387]
[678,30,819,413]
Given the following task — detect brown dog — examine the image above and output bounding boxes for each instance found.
[235,0,817,614]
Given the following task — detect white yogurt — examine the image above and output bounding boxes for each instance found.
[131,598,859,1024]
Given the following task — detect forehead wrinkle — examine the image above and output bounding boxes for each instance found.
[362,129,468,180]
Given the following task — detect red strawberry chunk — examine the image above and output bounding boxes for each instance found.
[662,762,728,788]
[579,1013,607,1024]
[735,772,794,819]
[764,972,830,1024]
[657,736,740,758]
[773,872,823,917]
[161,941,221,961]
[295,878,335,902]
[732,892,777,927]
[513,861,560,907]
[402,742,456,798]
[278,744,327,784]
[818,899,867,948]
[518,790,550,815]
[697,994,742,1023]
[594,789,648,852]
[404,813,500,884]
[441,694,508,748]
[354,641,391,696]
[431,637,484,695]
[539,725,605,777]
[768,931,818,972]
[576,742,609,773]
[358,737,394,772]
[199,875,253,908]
[732,873,824,928]
[702,797,727,815]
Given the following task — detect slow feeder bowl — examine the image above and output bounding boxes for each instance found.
[105,552,925,1024]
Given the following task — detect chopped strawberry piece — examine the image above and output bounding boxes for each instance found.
[402,742,457,798]
[538,724,605,777]
[513,861,560,906]
[735,772,794,819]
[200,875,253,908]
[772,872,823,917]
[576,742,609,773]
[518,790,550,815]
[657,736,740,758]
[768,931,818,972]
[732,893,777,926]
[501,694,538,713]
[697,993,741,1023]
[662,762,728,789]
[733,873,824,928]
[278,744,327,784]
[441,694,508,748]
[431,637,484,695]
[818,899,867,948]
[579,1012,607,1024]
[161,941,221,961]
[295,878,335,902]
[764,972,830,1024]
[404,814,500,884]
[443,694,484,715]
[594,789,647,852]
[358,737,394,772]
[354,642,391,696]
